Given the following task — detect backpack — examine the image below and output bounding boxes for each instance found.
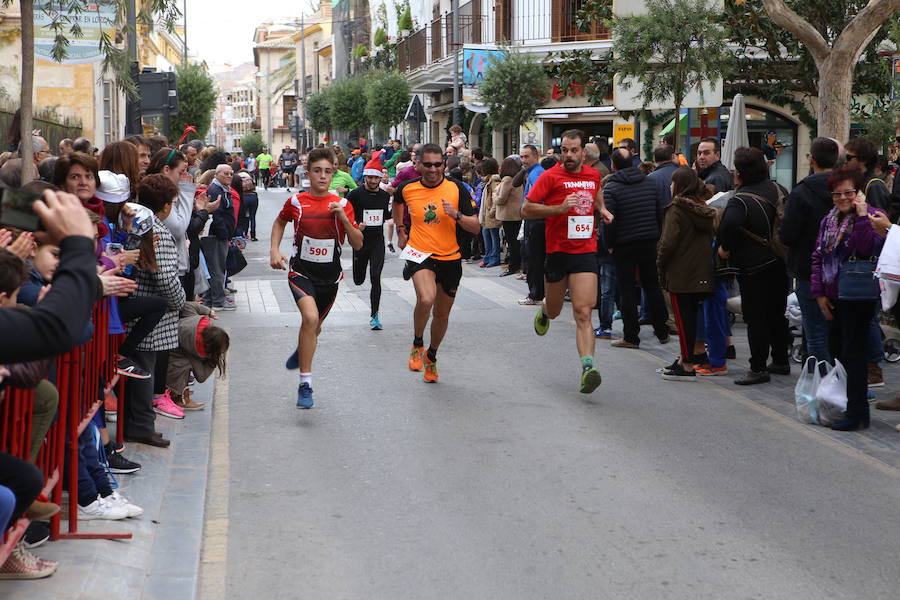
[736,182,788,259]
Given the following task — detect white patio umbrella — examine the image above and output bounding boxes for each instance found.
[721,93,748,171]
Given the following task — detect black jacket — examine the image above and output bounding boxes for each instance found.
[646,161,678,207]
[699,160,733,194]
[718,180,788,274]
[863,170,892,217]
[779,171,832,280]
[207,180,235,240]
[0,236,100,363]
[186,208,209,271]
[603,167,665,248]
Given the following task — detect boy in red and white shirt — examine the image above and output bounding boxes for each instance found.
[270,148,363,408]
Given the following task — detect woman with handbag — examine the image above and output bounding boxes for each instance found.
[810,166,887,431]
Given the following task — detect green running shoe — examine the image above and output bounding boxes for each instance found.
[533,306,550,336]
[580,367,602,394]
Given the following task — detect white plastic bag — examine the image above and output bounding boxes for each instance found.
[794,356,819,424]
[815,359,848,426]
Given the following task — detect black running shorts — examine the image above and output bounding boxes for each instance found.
[288,270,339,317]
[544,252,599,283]
[406,257,463,298]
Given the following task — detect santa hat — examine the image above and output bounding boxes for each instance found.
[363,157,383,177]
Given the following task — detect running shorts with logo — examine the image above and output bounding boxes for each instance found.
[407,257,463,297]
[544,252,599,283]
[278,192,356,316]
[393,176,475,297]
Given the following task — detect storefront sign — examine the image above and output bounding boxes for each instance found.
[614,124,635,145]
[34,1,118,64]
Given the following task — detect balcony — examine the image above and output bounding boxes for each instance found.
[394,0,610,81]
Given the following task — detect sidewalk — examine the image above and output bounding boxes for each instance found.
[2,379,215,600]
[628,316,900,469]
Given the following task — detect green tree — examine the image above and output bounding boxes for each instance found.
[305,86,334,135]
[328,75,371,136]
[366,71,410,129]
[477,50,548,133]
[170,62,217,141]
[723,0,899,138]
[240,131,265,157]
[756,0,900,140]
[610,0,730,152]
[2,0,181,183]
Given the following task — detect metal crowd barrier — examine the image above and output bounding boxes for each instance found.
[0,300,132,565]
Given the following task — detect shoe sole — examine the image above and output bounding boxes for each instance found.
[580,369,602,394]
[696,371,728,376]
[109,467,141,474]
[296,403,313,409]
[153,408,184,419]
[611,343,640,349]
[0,566,58,579]
[23,535,50,549]
[867,382,885,388]
[661,374,698,382]
[116,368,151,379]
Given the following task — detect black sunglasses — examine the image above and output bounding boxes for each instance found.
[845,154,857,161]
[420,161,444,168]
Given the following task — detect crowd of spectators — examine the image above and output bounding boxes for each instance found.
[0,130,235,579]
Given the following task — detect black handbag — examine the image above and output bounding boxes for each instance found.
[837,256,879,301]
[712,245,739,278]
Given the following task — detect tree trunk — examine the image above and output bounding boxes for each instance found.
[816,54,855,142]
[673,103,681,154]
[19,0,35,185]
[760,0,900,142]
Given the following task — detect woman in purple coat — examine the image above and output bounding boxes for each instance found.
[810,166,887,431]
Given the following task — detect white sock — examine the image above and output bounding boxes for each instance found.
[299,372,312,386]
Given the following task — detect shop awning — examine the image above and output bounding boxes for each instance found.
[659,111,688,136]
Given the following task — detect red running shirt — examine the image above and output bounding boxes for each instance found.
[278,192,357,278]
[526,163,601,254]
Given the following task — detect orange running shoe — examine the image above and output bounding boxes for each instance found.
[408,345,424,371]
[423,359,439,383]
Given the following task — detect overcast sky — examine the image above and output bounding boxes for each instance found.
[185,0,317,72]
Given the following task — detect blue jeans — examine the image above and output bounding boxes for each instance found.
[482,227,500,266]
[794,279,831,363]
[703,278,731,367]
[597,259,617,330]
[868,315,883,365]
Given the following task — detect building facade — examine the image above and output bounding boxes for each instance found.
[254,21,302,152]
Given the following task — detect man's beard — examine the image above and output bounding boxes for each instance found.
[563,159,580,171]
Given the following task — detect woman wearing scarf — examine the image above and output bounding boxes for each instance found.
[811,166,887,431]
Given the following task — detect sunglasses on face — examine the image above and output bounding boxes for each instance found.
[831,189,857,199]
[420,161,444,168]
[845,154,857,161]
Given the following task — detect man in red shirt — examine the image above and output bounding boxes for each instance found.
[269,148,364,408]
[522,129,613,394]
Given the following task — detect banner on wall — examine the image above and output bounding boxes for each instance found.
[34,1,118,64]
[520,121,542,151]
[462,45,505,113]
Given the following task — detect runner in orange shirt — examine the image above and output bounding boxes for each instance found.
[393,144,480,383]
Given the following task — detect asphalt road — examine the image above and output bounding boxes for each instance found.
[204,185,900,600]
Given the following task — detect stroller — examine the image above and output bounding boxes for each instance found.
[783,291,900,363]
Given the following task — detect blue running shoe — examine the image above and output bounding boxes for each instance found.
[285,349,299,370]
[370,314,383,330]
[296,382,314,409]
[613,310,621,321]
[594,327,612,339]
